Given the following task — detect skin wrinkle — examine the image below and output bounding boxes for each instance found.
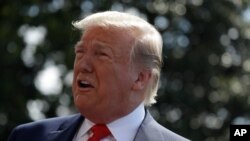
[73,11,163,106]
[72,26,147,123]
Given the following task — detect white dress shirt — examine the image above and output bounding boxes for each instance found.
[73,103,145,141]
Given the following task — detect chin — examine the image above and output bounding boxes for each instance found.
[74,96,88,108]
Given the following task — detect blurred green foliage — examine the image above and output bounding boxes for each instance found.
[1,0,250,140]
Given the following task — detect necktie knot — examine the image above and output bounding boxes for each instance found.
[88,124,111,141]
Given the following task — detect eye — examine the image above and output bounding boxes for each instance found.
[98,52,108,56]
[75,49,85,59]
[96,51,109,57]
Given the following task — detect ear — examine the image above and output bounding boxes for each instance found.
[132,69,152,91]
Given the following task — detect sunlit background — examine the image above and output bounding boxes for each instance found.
[1,0,250,141]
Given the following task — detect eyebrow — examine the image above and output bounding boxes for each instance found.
[74,40,114,56]
[74,40,108,49]
[74,41,84,49]
[92,40,115,57]
[92,40,110,49]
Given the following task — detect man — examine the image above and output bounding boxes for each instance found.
[8,11,189,141]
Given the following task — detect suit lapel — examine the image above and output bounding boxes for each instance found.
[134,110,164,141]
[47,114,84,141]
[134,110,150,141]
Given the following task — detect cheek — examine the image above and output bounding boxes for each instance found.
[73,59,81,78]
[101,67,132,95]
[72,70,77,86]
[73,60,79,73]
[72,63,80,93]
[96,68,120,95]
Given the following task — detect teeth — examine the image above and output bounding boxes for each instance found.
[80,81,90,85]
[78,80,93,88]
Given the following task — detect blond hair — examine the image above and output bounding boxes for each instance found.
[73,11,163,106]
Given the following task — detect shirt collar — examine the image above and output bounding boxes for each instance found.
[77,118,95,139]
[107,103,145,141]
[77,103,145,141]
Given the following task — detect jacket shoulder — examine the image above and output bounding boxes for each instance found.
[151,121,189,141]
[135,111,189,141]
[16,114,80,131]
[8,114,82,141]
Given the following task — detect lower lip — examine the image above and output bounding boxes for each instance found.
[77,87,94,92]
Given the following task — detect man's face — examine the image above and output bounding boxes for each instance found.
[72,27,140,123]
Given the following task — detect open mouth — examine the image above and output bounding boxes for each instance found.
[78,80,94,89]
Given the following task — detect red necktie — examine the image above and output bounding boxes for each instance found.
[88,124,111,141]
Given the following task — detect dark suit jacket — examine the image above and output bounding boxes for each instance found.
[8,110,189,141]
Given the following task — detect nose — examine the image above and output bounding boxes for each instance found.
[75,54,93,73]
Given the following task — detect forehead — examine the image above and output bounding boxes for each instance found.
[80,26,134,49]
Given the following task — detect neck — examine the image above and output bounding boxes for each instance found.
[84,102,143,124]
